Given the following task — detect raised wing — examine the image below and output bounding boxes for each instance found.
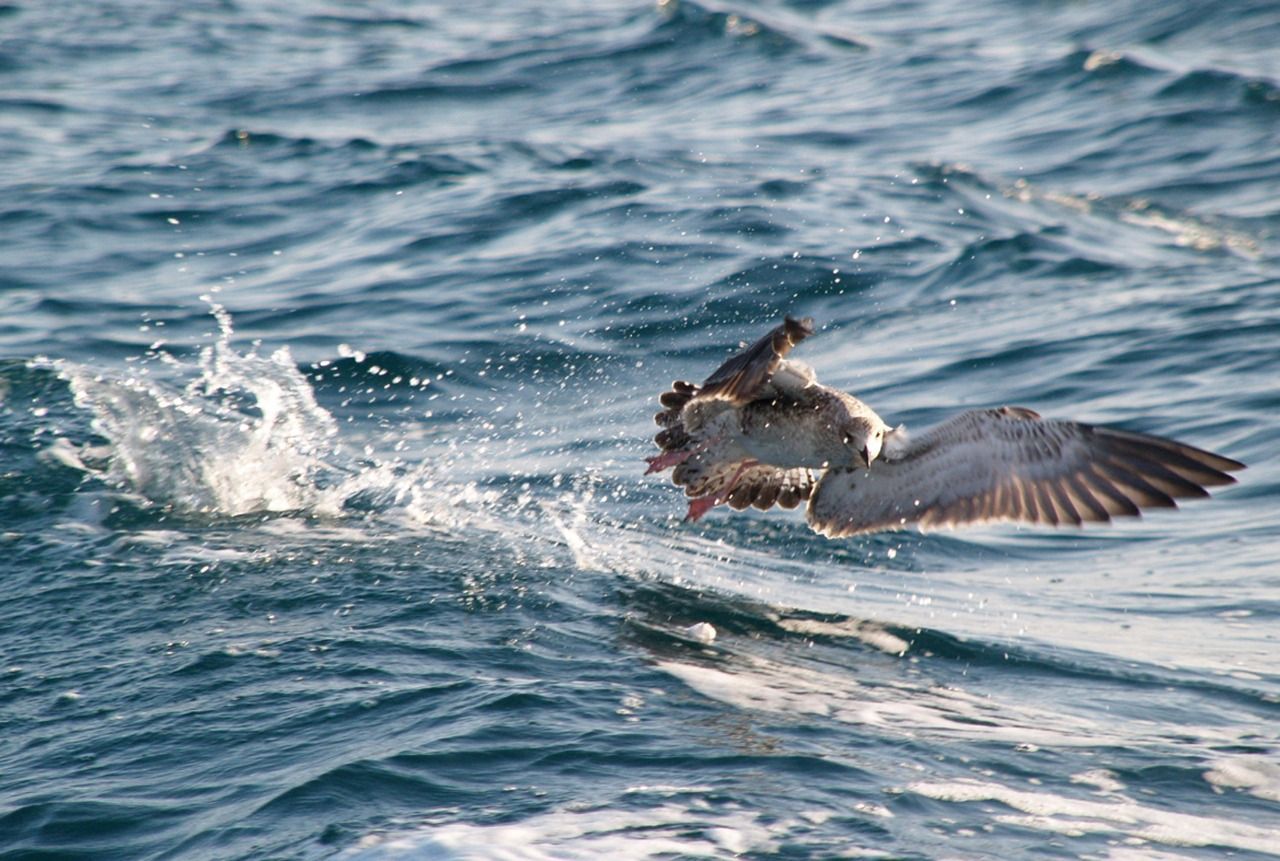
[807,407,1244,537]
[697,316,815,404]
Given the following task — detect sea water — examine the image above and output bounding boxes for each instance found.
[2,1,1278,858]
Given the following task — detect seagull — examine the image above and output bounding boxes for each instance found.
[646,317,1244,535]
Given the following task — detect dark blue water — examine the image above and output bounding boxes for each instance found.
[3,1,1279,858]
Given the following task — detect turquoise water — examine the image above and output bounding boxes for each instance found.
[3,1,1279,858]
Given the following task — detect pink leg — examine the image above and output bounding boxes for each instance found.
[645,448,692,475]
[644,433,724,475]
[684,460,757,523]
[685,493,721,522]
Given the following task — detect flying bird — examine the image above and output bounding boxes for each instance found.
[646,317,1243,535]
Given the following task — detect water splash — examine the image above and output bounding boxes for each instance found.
[44,304,607,557]
[54,303,344,517]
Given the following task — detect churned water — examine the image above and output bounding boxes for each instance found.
[2,1,1279,858]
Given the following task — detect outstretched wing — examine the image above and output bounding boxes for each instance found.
[807,407,1244,537]
[697,316,815,404]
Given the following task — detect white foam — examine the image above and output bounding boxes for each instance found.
[773,617,908,655]
[655,652,1256,753]
[1204,755,1280,802]
[1099,847,1204,861]
[542,489,610,572]
[679,622,718,644]
[658,654,1107,744]
[1070,769,1125,794]
[342,801,847,860]
[910,779,1280,855]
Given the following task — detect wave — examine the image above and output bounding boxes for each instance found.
[905,162,1262,284]
[325,570,1280,859]
[1158,66,1280,108]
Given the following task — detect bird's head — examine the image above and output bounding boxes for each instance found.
[842,420,886,468]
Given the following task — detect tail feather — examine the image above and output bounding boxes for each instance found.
[659,380,698,409]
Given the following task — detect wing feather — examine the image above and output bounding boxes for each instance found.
[672,453,813,511]
[652,380,699,452]
[695,316,814,404]
[1091,460,1177,509]
[1111,453,1207,500]
[1079,466,1140,517]
[1015,474,1039,521]
[1034,482,1061,526]
[1065,473,1109,522]
[807,407,1243,536]
[1048,480,1083,526]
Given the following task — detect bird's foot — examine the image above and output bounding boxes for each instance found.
[684,459,759,522]
[685,494,720,522]
[645,448,692,475]
[646,433,729,475]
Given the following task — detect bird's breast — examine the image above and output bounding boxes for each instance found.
[738,400,848,469]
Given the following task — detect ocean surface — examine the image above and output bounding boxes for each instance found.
[2,0,1279,858]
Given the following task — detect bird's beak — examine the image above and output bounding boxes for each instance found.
[858,445,871,468]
